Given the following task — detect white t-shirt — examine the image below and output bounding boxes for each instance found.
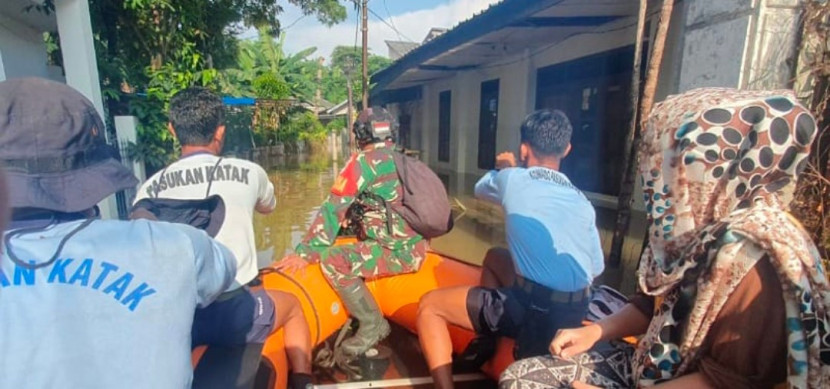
[134,153,276,289]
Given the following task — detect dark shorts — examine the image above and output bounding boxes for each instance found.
[192,286,276,347]
[466,280,590,359]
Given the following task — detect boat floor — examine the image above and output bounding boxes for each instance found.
[309,323,497,388]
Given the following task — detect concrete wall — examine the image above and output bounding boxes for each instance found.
[396,0,802,199]
[0,14,52,81]
[399,15,648,202]
[744,0,802,90]
[678,0,801,91]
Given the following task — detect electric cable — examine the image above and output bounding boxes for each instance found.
[382,0,406,42]
[368,7,417,43]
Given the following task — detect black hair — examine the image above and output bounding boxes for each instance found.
[169,87,225,146]
[520,109,572,157]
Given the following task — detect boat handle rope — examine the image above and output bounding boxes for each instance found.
[259,267,322,346]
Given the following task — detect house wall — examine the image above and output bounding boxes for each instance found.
[394,0,801,206]
[400,15,650,208]
[0,14,53,81]
[678,0,801,91]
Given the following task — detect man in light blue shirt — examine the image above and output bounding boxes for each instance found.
[0,78,237,388]
[417,110,604,389]
[474,156,604,293]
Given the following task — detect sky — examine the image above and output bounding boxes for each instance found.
[240,0,501,60]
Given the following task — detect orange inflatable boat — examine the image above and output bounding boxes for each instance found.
[250,246,516,388]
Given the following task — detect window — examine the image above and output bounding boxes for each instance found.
[398,114,412,149]
[535,46,635,196]
[438,90,451,162]
[478,79,500,170]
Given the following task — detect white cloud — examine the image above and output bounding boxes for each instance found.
[275,0,501,60]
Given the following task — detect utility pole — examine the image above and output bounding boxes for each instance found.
[609,0,675,267]
[316,57,324,118]
[347,78,355,150]
[361,0,369,110]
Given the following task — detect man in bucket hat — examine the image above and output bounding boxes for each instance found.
[0,78,238,388]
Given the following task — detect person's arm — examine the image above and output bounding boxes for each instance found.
[182,226,237,307]
[294,154,373,263]
[550,303,650,358]
[474,152,516,205]
[254,165,277,214]
[595,303,651,341]
[473,170,503,204]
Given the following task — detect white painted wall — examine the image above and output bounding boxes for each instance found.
[389,0,801,210]
[413,15,647,197]
[0,15,50,81]
[56,0,106,127]
[678,0,801,92]
[0,1,119,219]
[743,0,802,90]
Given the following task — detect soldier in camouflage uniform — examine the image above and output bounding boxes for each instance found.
[277,107,427,357]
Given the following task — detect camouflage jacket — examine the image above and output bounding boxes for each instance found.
[295,142,424,262]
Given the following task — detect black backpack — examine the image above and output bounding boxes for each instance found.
[129,158,226,237]
[388,151,453,239]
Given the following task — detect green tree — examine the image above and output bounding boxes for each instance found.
[220,30,321,101]
[252,73,291,100]
[324,46,392,104]
[282,110,327,142]
[77,0,347,172]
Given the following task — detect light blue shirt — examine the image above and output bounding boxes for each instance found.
[0,218,236,389]
[475,167,604,291]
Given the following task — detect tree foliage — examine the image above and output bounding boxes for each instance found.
[323,46,393,103]
[791,0,830,267]
[75,0,346,172]
[219,30,321,100]
[252,73,292,100]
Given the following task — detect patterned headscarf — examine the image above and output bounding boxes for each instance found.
[632,88,829,388]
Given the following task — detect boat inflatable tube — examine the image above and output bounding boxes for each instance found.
[194,242,516,388]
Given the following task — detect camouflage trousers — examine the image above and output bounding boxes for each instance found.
[319,239,428,288]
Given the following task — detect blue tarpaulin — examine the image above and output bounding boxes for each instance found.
[223,96,256,106]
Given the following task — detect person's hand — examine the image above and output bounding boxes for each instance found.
[273,254,309,276]
[495,152,517,170]
[549,324,602,359]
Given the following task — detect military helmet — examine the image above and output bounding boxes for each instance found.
[353,107,397,146]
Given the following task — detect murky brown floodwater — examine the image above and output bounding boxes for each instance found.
[253,152,641,292]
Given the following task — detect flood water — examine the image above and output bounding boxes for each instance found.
[252,152,506,268]
[253,152,642,292]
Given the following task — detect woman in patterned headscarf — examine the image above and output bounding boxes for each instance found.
[499,88,830,389]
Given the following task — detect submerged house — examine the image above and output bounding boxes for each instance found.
[373,0,801,202]
[371,0,803,279]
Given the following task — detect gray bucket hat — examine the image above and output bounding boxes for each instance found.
[0,77,138,213]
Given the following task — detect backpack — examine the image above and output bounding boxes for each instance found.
[388,151,453,238]
[129,158,226,237]
[130,196,226,237]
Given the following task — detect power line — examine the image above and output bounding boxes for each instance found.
[281,13,308,31]
[368,7,417,43]
[382,0,404,42]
